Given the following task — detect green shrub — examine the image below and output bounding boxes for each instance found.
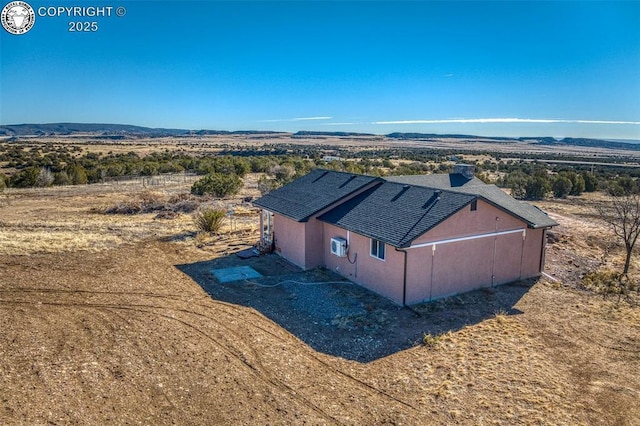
[53,171,71,186]
[581,172,599,192]
[9,167,40,188]
[67,164,88,185]
[568,172,585,196]
[552,176,572,198]
[191,173,243,197]
[193,208,227,233]
[525,176,550,200]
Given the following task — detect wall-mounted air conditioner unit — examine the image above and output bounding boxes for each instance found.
[330,237,347,257]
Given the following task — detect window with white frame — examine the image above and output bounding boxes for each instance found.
[370,238,385,260]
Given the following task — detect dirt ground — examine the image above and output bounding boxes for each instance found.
[1,180,639,425]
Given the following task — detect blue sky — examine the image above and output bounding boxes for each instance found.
[1,1,639,139]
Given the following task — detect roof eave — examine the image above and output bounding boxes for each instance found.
[252,200,305,222]
[253,176,384,223]
[474,195,558,229]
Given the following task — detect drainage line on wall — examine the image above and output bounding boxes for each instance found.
[394,247,423,316]
[395,247,408,307]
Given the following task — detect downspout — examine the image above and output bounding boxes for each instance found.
[519,229,526,280]
[539,228,549,273]
[395,247,408,306]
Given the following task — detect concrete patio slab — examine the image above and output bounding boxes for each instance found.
[211,265,262,283]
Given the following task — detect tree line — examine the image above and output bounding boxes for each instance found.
[1,144,638,199]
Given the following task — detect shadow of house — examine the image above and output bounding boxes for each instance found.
[177,251,532,363]
[177,251,535,362]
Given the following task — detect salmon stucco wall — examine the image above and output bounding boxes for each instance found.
[273,214,307,269]
[303,218,325,269]
[521,228,546,277]
[273,215,326,270]
[412,199,524,245]
[402,199,546,304]
[322,223,405,304]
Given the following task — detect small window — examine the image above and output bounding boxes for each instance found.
[470,200,477,211]
[370,238,385,260]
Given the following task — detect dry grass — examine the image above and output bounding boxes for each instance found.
[535,192,640,288]
[0,186,193,255]
[1,173,638,425]
[0,175,261,256]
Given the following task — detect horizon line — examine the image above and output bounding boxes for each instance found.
[373,118,640,125]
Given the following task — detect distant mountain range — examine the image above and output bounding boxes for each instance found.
[1,123,638,151]
[0,123,189,137]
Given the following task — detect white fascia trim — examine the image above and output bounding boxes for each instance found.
[406,228,526,250]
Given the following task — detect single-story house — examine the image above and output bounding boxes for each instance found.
[253,165,557,305]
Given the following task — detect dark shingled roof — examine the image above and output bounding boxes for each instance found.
[318,182,476,248]
[386,174,558,229]
[252,169,380,221]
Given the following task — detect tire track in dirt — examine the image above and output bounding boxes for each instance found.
[0,287,418,413]
[0,288,419,422]
[0,297,345,425]
[201,298,420,411]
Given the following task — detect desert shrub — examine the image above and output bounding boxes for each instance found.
[257,175,278,195]
[53,171,71,186]
[232,158,250,177]
[37,168,54,187]
[193,208,227,233]
[105,191,201,215]
[382,159,394,169]
[271,164,296,184]
[581,172,599,192]
[567,172,585,195]
[104,191,162,215]
[552,176,573,198]
[493,309,509,324]
[10,167,40,188]
[191,173,243,197]
[167,193,200,213]
[104,201,143,215]
[422,332,443,348]
[503,170,528,199]
[525,176,550,200]
[582,270,637,300]
[607,176,638,196]
[0,174,6,191]
[67,164,88,185]
[138,190,164,207]
[171,199,200,213]
[167,193,191,203]
[154,211,179,220]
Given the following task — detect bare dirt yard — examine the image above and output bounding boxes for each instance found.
[1,180,639,425]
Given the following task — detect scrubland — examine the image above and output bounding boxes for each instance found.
[0,152,639,424]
